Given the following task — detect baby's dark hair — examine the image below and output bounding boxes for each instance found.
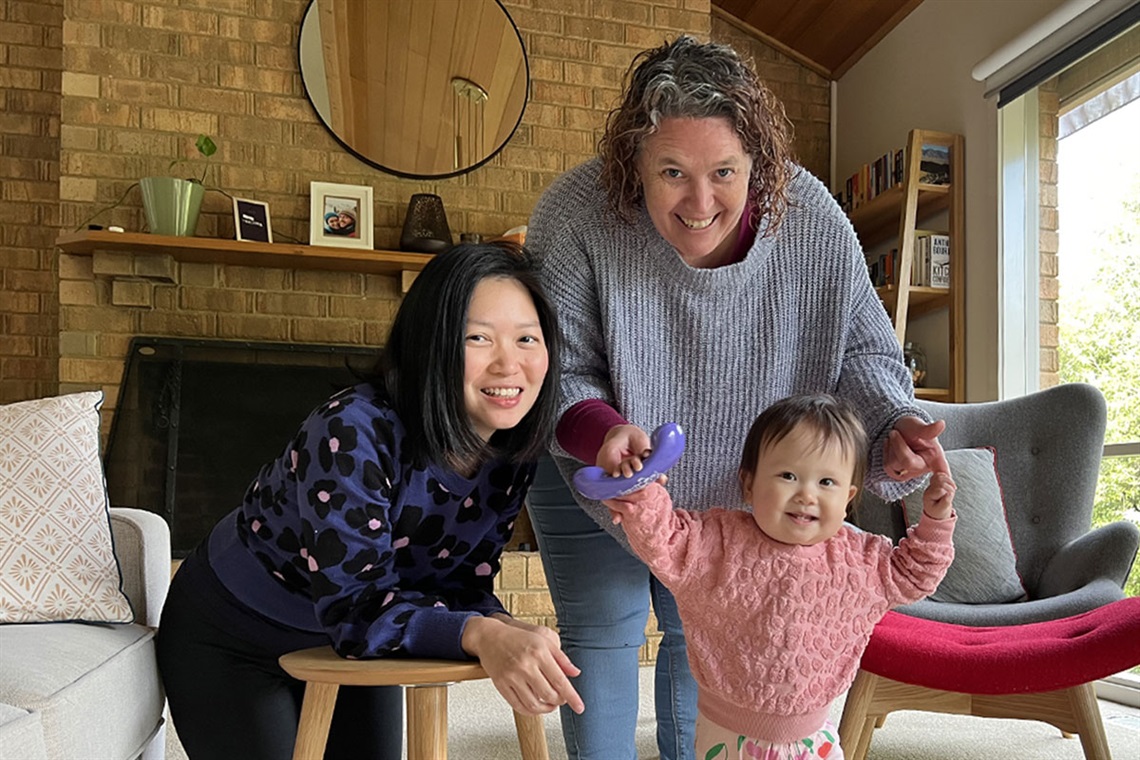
[738,394,868,511]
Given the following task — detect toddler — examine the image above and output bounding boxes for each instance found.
[604,394,957,759]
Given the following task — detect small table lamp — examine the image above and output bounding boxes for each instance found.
[399,194,453,253]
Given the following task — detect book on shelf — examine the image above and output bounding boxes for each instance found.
[911,230,950,288]
[866,248,897,288]
[930,233,950,288]
[919,143,951,185]
[840,147,906,212]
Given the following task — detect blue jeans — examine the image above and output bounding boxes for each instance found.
[527,456,697,760]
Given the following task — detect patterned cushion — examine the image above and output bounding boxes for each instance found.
[901,447,1028,605]
[0,392,133,623]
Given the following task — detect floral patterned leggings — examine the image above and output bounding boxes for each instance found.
[695,714,843,760]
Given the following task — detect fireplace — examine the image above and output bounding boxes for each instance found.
[104,337,377,556]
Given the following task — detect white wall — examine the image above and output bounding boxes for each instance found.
[836,0,1067,401]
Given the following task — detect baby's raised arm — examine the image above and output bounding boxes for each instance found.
[921,445,956,520]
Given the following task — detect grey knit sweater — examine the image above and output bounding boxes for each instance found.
[529,158,926,545]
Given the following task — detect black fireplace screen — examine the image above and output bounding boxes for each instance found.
[105,337,377,556]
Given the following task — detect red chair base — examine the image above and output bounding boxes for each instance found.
[838,597,1140,760]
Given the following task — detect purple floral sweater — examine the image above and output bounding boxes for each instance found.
[207,383,534,660]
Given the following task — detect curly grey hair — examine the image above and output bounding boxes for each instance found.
[598,35,796,236]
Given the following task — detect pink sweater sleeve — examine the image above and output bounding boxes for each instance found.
[879,511,957,605]
[555,399,628,463]
[605,483,709,588]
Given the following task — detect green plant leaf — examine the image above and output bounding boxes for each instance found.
[196,134,217,158]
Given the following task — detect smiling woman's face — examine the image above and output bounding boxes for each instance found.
[462,277,549,441]
[635,116,752,269]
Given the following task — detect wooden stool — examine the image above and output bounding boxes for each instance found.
[279,646,550,760]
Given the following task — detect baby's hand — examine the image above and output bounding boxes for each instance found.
[602,488,653,525]
[604,500,626,525]
[923,471,956,520]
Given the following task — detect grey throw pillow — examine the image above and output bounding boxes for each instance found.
[901,447,1028,604]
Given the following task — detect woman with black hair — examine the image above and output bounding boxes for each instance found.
[157,241,582,760]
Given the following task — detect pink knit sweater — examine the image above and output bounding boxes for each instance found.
[611,483,955,743]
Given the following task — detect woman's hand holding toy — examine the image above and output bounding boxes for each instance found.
[573,423,686,501]
[595,424,652,478]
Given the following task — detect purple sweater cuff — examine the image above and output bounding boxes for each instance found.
[403,608,481,660]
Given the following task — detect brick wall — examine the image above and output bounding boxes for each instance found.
[4,0,829,664]
[2,1,834,403]
[711,15,831,183]
[0,0,62,404]
[49,0,717,415]
[496,549,661,662]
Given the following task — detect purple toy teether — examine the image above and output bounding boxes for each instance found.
[572,423,686,501]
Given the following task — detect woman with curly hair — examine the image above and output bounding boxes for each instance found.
[525,36,947,760]
[157,242,583,759]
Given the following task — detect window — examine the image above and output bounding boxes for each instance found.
[997,17,1140,706]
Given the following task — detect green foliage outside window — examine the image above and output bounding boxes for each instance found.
[1058,184,1140,599]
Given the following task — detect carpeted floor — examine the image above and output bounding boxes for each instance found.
[166,667,1140,759]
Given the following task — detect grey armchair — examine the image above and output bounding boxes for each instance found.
[860,382,1139,626]
[840,383,1140,759]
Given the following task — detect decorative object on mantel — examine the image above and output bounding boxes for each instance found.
[139,177,203,236]
[139,134,217,237]
[309,181,374,250]
[233,197,273,243]
[399,193,453,253]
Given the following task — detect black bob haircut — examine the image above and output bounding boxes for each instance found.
[370,241,561,468]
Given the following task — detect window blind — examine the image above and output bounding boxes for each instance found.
[972,0,1140,106]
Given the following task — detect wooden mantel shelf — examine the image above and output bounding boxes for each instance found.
[55,230,435,277]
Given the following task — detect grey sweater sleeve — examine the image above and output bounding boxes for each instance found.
[528,163,618,459]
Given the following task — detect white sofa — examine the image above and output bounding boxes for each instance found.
[0,508,171,760]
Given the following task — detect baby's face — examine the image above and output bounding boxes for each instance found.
[742,422,856,546]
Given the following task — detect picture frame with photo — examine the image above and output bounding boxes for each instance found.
[232,197,273,243]
[309,181,374,249]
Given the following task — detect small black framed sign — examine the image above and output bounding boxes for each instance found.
[233,197,273,243]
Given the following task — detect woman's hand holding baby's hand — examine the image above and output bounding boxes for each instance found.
[886,416,946,481]
[923,472,956,520]
[461,614,584,717]
[917,436,955,519]
[598,424,653,478]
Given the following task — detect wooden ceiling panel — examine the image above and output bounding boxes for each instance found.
[712,0,924,79]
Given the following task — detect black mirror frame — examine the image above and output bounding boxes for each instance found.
[297,0,531,180]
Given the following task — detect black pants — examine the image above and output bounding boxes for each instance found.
[156,549,402,760]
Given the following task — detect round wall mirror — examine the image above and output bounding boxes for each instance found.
[299,0,529,179]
